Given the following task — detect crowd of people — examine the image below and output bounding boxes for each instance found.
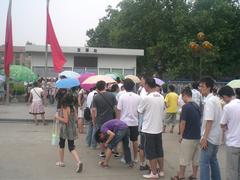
[26,75,240,179]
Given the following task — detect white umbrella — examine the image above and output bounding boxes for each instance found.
[82,75,116,84]
[125,75,140,83]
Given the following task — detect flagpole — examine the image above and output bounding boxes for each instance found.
[44,0,49,99]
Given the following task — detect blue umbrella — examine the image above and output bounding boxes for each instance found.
[56,78,80,89]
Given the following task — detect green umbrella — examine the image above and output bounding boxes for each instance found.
[1,65,38,82]
[105,72,124,81]
[227,79,240,89]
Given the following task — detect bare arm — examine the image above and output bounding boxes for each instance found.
[115,107,120,120]
[200,120,213,149]
[105,130,115,144]
[55,107,69,123]
[179,120,186,143]
[91,107,97,126]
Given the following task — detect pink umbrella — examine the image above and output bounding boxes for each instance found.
[154,78,165,86]
[78,73,96,91]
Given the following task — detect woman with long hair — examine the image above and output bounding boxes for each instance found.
[55,91,83,173]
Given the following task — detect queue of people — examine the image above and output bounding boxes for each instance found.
[25,75,240,179]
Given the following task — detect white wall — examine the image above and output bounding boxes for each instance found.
[98,55,136,69]
[31,53,73,68]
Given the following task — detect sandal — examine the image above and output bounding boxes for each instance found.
[56,162,65,167]
[98,161,109,168]
[76,162,83,173]
[188,175,197,180]
[171,176,185,180]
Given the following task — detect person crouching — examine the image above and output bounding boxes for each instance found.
[95,119,133,168]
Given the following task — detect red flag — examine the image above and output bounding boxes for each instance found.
[4,0,13,77]
[46,0,66,73]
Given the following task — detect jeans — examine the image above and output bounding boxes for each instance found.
[85,122,97,148]
[200,141,221,180]
[108,128,132,164]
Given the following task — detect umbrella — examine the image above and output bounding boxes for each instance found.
[78,72,96,91]
[6,65,37,82]
[59,71,80,79]
[78,72,96,83]
[227,79,240,89]
[56,78,80,89]
[154,78,165,86]
[82,75,116,84]
[105,73,124,80]
[125,75,140,83]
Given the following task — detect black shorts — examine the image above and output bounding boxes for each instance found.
[143,133,164,160]
[129,126,139,141]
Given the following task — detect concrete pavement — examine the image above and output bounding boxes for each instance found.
[0,103,227,180]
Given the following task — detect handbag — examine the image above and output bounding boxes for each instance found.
[99,93,116,119]
[84,107,92,122]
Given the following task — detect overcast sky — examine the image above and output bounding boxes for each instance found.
[0,0,121,47]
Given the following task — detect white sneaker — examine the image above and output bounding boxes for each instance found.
[143,171,159,179]
[159,171,164,177]
[120,157,126,164]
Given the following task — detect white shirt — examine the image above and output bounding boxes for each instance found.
[87,90,97,108]
[31,87,43,102]
[116,90,126,102]
[139,87,148,98]
[192,89,201,106]
[221,98,240,147]
[201,93,222,145]
[117,92,141,126]
[138,91,164,134]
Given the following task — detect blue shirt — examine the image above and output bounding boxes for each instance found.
[180,102,201,139]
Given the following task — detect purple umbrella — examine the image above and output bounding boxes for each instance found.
[154,78,165,86]
[78,73,96,91]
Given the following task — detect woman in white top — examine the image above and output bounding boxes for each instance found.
[28,81,46,125]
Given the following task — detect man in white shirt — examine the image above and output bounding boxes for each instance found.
[199,77,222,180]
[219,86,240,180]
[138,78,165,179]
[117,78,141,162]
[191,81,202,107]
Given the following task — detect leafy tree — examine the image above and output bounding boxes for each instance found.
[87,0,240,80]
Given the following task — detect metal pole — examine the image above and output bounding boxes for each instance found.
[199,57,202,79]
[44,0,49,104]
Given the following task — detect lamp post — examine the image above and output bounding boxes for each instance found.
[189,32,213,79]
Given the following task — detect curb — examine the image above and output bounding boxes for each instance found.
[0,119,54,123]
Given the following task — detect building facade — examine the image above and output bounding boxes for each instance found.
[26,45,144,77]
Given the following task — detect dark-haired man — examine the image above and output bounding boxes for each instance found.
[91,80,117,157]
[199,77,222,180]
[117,78,141,163]
[219,86,240,180]
[171,87,201,180]
[138,78,165,179]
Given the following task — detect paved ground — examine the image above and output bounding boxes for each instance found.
[0,103,227,180]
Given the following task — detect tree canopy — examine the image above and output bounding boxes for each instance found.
[87,0,240,81]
